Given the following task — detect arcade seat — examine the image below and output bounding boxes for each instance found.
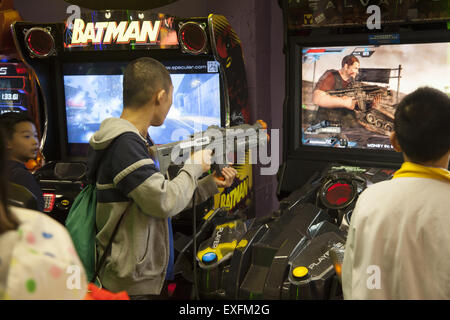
[34,161,88,181]
[33,162,87,224]
[7,182,38,211]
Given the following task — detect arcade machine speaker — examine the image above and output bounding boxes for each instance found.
[23,27,56,58]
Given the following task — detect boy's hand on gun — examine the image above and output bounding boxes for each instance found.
[188,150,237,188]
[189,149,212,172]
[213,166,238,188]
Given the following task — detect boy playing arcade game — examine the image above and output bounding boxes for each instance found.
[87,57,237,299]
[342,87,450,299]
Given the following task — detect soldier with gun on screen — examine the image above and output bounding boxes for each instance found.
[312,54,382,127]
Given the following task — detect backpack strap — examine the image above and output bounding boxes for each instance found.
[88,133,137,285]
[90,201,132,284]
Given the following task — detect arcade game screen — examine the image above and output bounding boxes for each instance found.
[300,42,450,150]
[63,59,221,151]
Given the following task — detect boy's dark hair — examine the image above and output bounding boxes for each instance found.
[0,112,35,139]
[341,55,359,68]
[394,87,450,163]
[123,57,172,109]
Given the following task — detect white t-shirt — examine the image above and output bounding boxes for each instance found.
[0,206,88,300]
[342,176,450,299]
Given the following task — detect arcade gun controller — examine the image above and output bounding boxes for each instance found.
[187,163,394,300]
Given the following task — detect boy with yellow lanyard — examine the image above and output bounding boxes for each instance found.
[342,87,450,299]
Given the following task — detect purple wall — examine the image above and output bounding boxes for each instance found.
[13,0,209,21]
[12,0,285,217]
[206,0,284,217]
[14,0,73,22]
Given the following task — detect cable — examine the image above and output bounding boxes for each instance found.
[192,188,200,300]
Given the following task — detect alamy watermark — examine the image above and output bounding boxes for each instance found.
[367,5,381,30]
[66,5,81,29]
[366,265,382,290]
[66,265,83,290]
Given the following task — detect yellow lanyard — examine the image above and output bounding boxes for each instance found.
[393,161,450,183]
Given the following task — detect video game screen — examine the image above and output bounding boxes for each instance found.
[301,42,449,150]
[63,59,221,156]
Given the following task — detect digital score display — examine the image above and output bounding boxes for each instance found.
[0,63,31,114]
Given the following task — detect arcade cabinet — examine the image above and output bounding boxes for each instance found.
[0,0,43,211]
[274,0,449,299]
[187,0,449,300]
[10,4,260,298]
[10,9,255,225]
[278,0,450,195]
[0,0,41,149]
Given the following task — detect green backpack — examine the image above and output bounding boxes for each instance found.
[65,183,129,284]
[65,139,130,284]
[65,184,97,282]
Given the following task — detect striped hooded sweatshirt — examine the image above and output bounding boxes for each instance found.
[87,118,218,295]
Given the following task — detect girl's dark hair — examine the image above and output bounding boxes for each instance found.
[0,126,19,234]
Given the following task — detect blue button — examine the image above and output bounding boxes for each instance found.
[202,252,217,263]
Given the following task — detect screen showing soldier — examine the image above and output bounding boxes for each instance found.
[301,42,449,150]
